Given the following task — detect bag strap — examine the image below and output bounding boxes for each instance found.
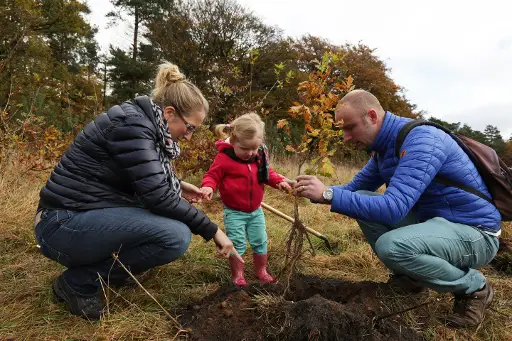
[433,176,494,204]
[395,120,452,157]
[395,120,493,204]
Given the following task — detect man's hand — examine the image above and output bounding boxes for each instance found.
[213,229,244,262]
[294,175,328,203]
[180,181,203,203]
[200,186,214,200]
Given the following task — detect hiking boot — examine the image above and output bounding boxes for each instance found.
[446,284,494,328]
[52,275,106,320]
[387,274,426,294]
[106,276,137,289]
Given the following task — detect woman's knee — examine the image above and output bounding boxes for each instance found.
[159,222,192,260]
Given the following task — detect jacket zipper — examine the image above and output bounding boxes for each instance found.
[248,164,253,212]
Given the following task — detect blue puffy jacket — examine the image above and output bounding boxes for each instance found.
[331,112,502,234]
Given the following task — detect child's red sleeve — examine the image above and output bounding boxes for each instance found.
[201,154,225,190]
[267,167,285,188]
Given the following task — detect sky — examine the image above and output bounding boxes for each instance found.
[86,0,512,139]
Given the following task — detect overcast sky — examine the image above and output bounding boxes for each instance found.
[87,0,512,139]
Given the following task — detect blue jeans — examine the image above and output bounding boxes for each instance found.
[224,207,267,255]
[34,207,191,296]
[356,191,499,294]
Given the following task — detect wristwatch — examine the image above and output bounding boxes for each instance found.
[322,187,334,203]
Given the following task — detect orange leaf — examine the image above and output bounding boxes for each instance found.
[303,107,312,123]
[277,119,288,129]
[289,105,303,114]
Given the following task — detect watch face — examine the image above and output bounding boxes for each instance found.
[324,189,333,200]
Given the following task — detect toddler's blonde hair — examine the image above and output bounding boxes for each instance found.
[214,113,265,143]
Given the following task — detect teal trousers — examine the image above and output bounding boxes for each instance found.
[356,191,499,294]
[224,207,267,255]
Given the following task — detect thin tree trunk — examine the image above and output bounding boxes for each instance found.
[102,60,108,108]
[132,6,139,61]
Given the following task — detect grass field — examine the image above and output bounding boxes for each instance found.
[1,156,511,340]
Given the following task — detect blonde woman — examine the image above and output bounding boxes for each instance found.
[34,62,240,319]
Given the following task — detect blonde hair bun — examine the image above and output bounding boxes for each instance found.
[156,62,185,88]
[151,61,209,116]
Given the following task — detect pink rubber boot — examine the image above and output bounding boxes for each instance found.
[253,253,275,284]
[229,256,247,287]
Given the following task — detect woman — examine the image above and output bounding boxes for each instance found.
[34,62,240,320]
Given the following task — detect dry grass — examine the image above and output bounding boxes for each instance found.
[1,155,511,340]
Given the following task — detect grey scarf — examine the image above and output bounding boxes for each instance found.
[150,99,182,196]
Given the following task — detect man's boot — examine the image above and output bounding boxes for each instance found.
[387,274,426,294]
[52,275,106,320]
[253,253,275,284]
[229,255,247,287]
[446,283,494,328]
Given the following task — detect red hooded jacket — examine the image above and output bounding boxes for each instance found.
[201,140,285,213]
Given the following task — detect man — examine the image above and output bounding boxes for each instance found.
[294,90,501,328]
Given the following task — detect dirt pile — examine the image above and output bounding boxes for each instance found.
[181,275,426,341]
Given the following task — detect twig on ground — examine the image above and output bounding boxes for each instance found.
[489,307,512,319]
[98,273,111,319]
[113,253,188,338]
[373,299,434,324]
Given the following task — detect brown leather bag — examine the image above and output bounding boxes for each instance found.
[396,120,512,221]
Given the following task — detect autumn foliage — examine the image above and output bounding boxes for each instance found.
[277,52,355,177]
[3,0,510,181]
[0,115,74,174]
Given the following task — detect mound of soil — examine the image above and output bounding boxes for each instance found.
[181,275,426,341]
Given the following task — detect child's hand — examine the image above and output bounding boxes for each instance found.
[200,186,214,200]
[277,181,292,193]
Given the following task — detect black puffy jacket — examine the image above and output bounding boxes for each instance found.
[38,96,218,240]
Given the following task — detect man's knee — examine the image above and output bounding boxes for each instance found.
[374,232,395,265]
[374,231,415,267]
[375,231,419,268]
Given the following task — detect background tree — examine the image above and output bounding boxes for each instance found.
[484,125,506,156]
[106,0,167,103]
[290,36,420,119]
[107,0,166,60]
[456,123,488,145]
[145,0,284,123]
[427,117,461,132]
[0,0,102,132]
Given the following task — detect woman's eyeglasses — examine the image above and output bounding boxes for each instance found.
[174,109,197,134]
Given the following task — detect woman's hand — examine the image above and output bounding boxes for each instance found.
[213,229,244,262]
[200,186,214,200]
[180,181,204,203]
